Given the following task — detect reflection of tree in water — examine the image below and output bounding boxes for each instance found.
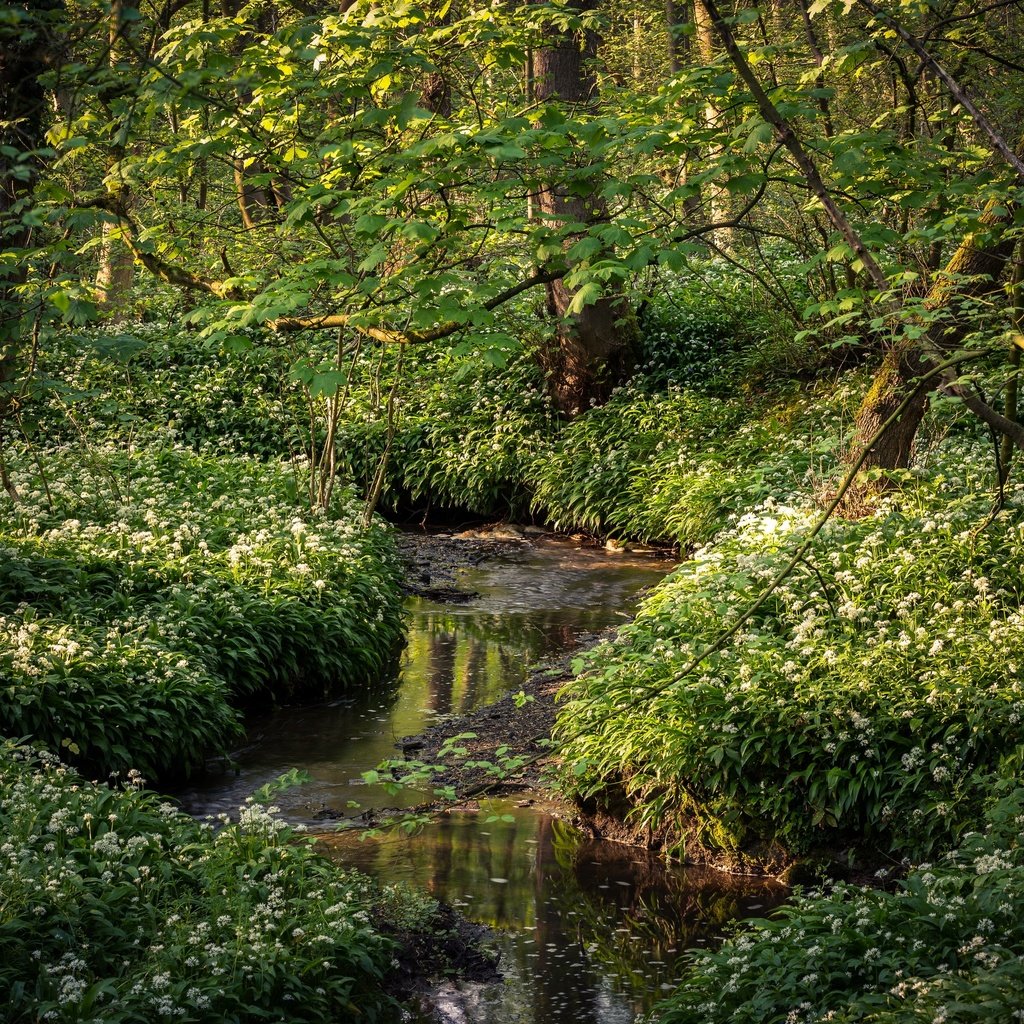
[543,827,787,1005]
[325,806,784,1024]
[407,606,587,715]
[400,554,665,723]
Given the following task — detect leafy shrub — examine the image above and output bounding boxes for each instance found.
[33,323,306,457]
[655,782,1024,1024]
[332,343,557,516]
[0,742,397,1023]
[531,376,856,546]
[557,435,1024,860]
[0,442,404,779]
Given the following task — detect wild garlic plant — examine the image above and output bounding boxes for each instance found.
[655,782,1024,1024]
[0,742,400,1024]
[0,442,404,780]
[558,432,1024,860]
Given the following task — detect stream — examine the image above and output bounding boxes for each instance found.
[178,535,786,1023]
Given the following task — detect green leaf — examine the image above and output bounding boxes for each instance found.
[566,281,602,315]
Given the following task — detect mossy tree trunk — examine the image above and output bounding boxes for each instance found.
[94,0,135,313]
[849,201,1019,482]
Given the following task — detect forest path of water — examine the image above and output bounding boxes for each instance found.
[179,534,785,1023]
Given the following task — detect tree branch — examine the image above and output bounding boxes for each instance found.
[856,0,1024,183]
[80,194,247,299]
[270,268,563,340]
[698,0,1024,457]
[697,0,893,294]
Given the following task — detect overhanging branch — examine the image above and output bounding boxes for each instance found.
[856,0,1024,184]
[80,194,247,300]
[270,267,563,340]
[698,0,1024,455]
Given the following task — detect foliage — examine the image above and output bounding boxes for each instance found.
[331,340,557,515]
[0,441,404,780]
[32,321,306,458]
[27,318,557,517]
[0,742,397,1024]
[530,362,852,546]
[25,283,817,547]
[654,782,1024,1024]
[557,430,1024,860]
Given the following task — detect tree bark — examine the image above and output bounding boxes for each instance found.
[849,199,1019,481]
[1,0,63,437]
[532,1,638,416]
[692,0,732,250]
[94,0,135,312]
[665,0,684,73]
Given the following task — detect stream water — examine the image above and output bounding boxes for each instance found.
[179,536,786,1023]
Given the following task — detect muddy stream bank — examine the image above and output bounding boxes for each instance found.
[178,531,786,1023]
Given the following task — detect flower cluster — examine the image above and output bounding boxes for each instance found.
[654,784,1024,1023]
[0,441,404,780]
[0,742,397,1023]
[559,426,1024,859]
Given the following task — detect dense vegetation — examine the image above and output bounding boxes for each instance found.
[558,419,1024,863]
[5,0,1024,1019]
[0,441,404,781]
[657,782,1024,1023]
[0,743,398,1022]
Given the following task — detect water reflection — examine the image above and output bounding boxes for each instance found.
[322,802,785,1023]
[176,537,786,1023]
[176,539,668,822]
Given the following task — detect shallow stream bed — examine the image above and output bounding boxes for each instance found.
[179,535,785,1023]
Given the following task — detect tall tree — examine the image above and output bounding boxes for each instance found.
[532,0,638,415]
[1,0,64,499]
[697,0,1024,488]
[94,0,135,310]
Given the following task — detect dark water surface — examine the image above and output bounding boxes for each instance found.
[178,536,786,1022]
[177,538,668,820]
[325,803,785,1024]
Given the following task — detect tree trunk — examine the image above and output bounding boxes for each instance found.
[533,1,638,416]
[692,0,732,249]
[94,0,134,312]
[1,0,62,440]
[665,0,685,73]
[849,200,1019,483]
[95,219,135,309]
[847,340,930,479]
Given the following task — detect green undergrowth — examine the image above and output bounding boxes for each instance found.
[34,321,558,519]
[0,441,403,781]
[0,742,431,1024]
[529,374,851,545]
[34,323,305,458]
[335,345,556,515]
[557,431,1024,862]
[32,284,814,547]
[654,781,1024,1023]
